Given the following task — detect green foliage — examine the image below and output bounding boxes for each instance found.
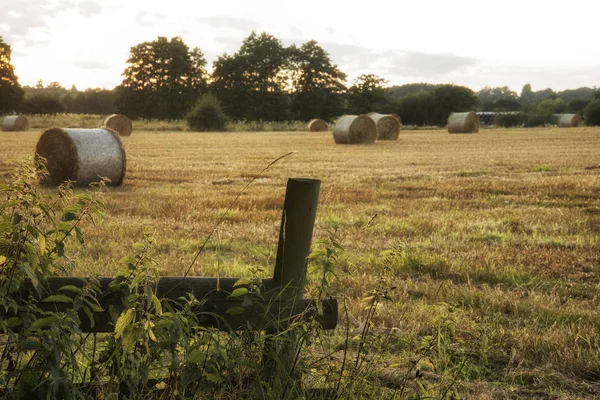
[115,36,207,120]
[0,36,24,114]
[185,94,228,131]
[494,112,555,128]
[397,91,432,126]
[566,99,589,115]
[430,84,478,126]
[19,94,65,114]
[289,40,347,121]
[347,74,393,114]
[536,98,566,114]
[494,113,528,127]
[477,86,518,108]
[584,99,600,126]
[211,32,290,121]
[386,83,438,103]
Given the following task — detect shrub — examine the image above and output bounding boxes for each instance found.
[494,113,527,127]
[584,99,600,126]
[185,94,228,131]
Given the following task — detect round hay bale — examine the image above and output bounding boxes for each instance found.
[308,119,328,132]
[557,114,582,127]
[103,114,132,136]
[368,112,401,140]
[447,112,479,134]
[2,115,29,132]
[333,115,377,144]
[35,128,126,187]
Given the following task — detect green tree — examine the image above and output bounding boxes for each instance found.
[519,83,535,104]
[536,98,566,114]
[429,84,478,126]
[477,86,518,108]
[584,99,600,126]
[397,91,432,126]
[566,99,589,115]
[0,36,24,114]
[211,32,290,121]
[347,74,392,114]
[288,40,347,121]
[115,36,207,119]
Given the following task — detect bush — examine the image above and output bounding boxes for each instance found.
[494,113,527,127]
[494,112,554,128]
[185,94,228,131]
[584,99,600,126]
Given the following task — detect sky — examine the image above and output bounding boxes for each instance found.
[1,0,599,93]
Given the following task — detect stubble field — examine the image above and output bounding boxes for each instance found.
[1,127,599,398]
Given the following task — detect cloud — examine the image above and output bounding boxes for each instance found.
[321,42,479,80]
[1,0,103,43]
[196,15,259,33]
[135,10,167,28]
[383,51,478,77]
[73,60,110,70]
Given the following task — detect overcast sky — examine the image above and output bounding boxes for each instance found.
[2,0,599,93]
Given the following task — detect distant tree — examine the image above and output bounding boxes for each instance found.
[19,94,64,114]
[584,99,600,126]
[397,91,432,126]
[429,84,478,126]
[46,81,64,90]
[557,87,596,103]
[0,36,24,114]
[35,79,44,89]
[347,74,392,114]
[288,40,347,121]
[519,83,535,104]
[211,32,290,121]
[567,99,590,115]
[386,83,438,103]
[536,98,566,115]
[115,36,207,119]
[477,86,518,108]
[492,98,521,112]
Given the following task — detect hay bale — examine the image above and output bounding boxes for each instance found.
[447,112,479,133]
[308,119,328,132]
[368,112,401,140]
[103,114,132,136]
[35,128,126,186]
[557,114,582,127]
[333,115,377,144]
[2,115,29,132]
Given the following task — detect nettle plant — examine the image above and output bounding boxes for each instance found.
[0,160,340,399]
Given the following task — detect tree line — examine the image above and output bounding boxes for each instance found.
[2,33,600,125]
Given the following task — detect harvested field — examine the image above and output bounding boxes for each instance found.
[1,127,599,398]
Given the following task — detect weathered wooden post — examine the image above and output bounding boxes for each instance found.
[265,178,321,393]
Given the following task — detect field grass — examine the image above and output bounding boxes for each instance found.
[1,126,599,398]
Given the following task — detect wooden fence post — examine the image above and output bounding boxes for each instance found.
[265,178,321,393]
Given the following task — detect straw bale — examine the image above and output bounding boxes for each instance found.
[333,115,377,144]
[35,128,126,186]
[557,114,582,128]
[2,115,29,132]
[447,112,479,133]
[103,114,132,136]
[368,112,401,140]
[308,119,328,132]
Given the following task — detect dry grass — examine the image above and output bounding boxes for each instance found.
[1,126,600,398]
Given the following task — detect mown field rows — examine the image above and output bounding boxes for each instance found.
[1,127,599,398]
